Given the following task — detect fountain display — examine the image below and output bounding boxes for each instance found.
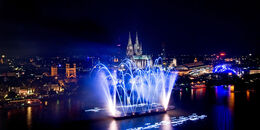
[91,58,178,118]
[126,113,207,129]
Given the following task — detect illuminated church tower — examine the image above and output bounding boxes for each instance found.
[134,32,142,56]
[126,32,134,57]
[66,63,76,78]
[126,32,152,69]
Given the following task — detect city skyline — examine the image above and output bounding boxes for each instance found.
[0,1,259,130]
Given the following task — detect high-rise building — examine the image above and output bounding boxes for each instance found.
[66,63,76,78]
[51,66,58,77]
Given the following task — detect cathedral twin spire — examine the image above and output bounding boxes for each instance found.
[127,32,142,57]
[126,32,134,56]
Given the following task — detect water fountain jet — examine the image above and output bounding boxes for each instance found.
[91,58,178,118]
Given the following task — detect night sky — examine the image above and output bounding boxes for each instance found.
[0,0,259,56]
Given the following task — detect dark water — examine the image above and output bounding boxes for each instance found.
[0,86,258,130]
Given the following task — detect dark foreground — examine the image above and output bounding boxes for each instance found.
[0,85,258,130]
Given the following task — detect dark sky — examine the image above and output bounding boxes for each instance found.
[0,0,259,56]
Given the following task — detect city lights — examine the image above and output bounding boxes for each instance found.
[0,0,259,129]
[220,52,226,56]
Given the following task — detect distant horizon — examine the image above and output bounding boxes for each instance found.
[0,33,258,57]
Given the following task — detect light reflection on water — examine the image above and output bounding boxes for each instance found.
[214,105,233,130]
[196,88,206,100]
[161,114,172,130]
[246,90,250,101]
[190,88,206,100]
[109,120,118,130]
[179,85,236,130]
[27,107,32,130]
[191,89,194,100]
[1,85,257,130]
[213,85,235,129]
[228,88,235,113]
[179,91,182,101]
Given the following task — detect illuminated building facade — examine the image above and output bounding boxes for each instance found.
[194,58,198,63]
[175,61,213,76]
[66,63,76,78]
[169,58,177,67]
[249,69,260,75]
[51,66,58,77]
[126,32,152,69]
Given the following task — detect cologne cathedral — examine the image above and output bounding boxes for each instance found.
[126,32,152,69]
